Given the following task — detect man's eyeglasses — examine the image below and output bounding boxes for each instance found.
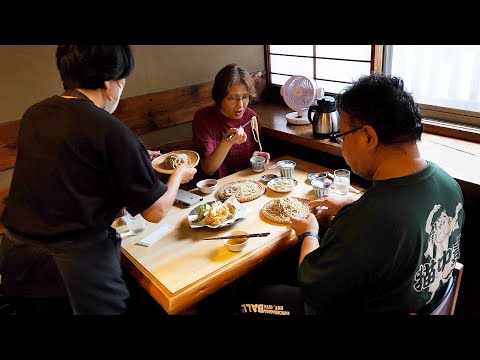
[226,95,250,104]
[330,126,364,144]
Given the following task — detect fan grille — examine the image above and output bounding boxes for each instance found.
[282,76,316,111]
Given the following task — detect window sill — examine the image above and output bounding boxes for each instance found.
[252,102,480,188]
[422,118,480,143]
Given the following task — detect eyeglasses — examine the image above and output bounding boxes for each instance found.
[330,126,364,144]
[225,95,250,104]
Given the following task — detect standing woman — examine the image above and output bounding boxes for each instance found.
[192,64,270,180]
[0,45,196,315]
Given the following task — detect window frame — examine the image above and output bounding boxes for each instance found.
[264,45,480,143]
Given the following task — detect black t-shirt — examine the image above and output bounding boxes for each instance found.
[2,94,167,239]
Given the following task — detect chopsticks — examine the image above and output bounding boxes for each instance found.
[225,116,256,141]
[202,232,270,240]
[326,172,362,194]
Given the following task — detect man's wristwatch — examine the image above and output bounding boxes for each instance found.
[298,231,320,242]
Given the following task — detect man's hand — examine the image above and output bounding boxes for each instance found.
[289,213,319,237]
[309,193,359,218]
[290,213,322,264]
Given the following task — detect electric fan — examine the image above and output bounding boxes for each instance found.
[280,75,323,125]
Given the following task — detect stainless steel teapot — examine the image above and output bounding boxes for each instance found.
[307,96,339,137]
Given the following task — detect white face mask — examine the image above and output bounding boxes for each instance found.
[104,82,123,114]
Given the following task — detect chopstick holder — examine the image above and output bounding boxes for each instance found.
[137,224,174,247]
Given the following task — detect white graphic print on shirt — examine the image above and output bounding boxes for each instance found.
[414,202,462,302]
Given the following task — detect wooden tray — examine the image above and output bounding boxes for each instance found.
[262,197,310,224]
[217,180,265,203]
[152,150,200,174]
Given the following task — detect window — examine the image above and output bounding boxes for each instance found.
[385,45,480,127]
[266,45,480,130]
[268,45,377,95]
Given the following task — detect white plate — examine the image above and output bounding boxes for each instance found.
[286,118,310,125]
[188,196,247,228]
[267,177,298,193]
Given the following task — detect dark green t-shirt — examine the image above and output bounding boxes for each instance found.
[298,162,464,315]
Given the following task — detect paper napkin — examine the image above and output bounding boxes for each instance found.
[137,224,174,247]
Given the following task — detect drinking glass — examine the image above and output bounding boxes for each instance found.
[333,169,350,195]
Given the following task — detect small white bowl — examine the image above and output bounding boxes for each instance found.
[250,156,266,172]
[311,177,333,198]
[223,230,248,252]
[196,179,218,194]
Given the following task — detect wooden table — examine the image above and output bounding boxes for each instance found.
[115,156,362,314]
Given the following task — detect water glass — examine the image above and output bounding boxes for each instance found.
[278,160,296,178]
[250,156,266,172]
[124,210,146,234]
[333,169,350,195]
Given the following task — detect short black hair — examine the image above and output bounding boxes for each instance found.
[211,63,257,107]
[337,73,423,144]
[56,45,134,90]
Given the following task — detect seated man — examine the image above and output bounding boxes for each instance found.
[238,73,465,316]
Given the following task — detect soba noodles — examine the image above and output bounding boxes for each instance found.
[164,153,191,169]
